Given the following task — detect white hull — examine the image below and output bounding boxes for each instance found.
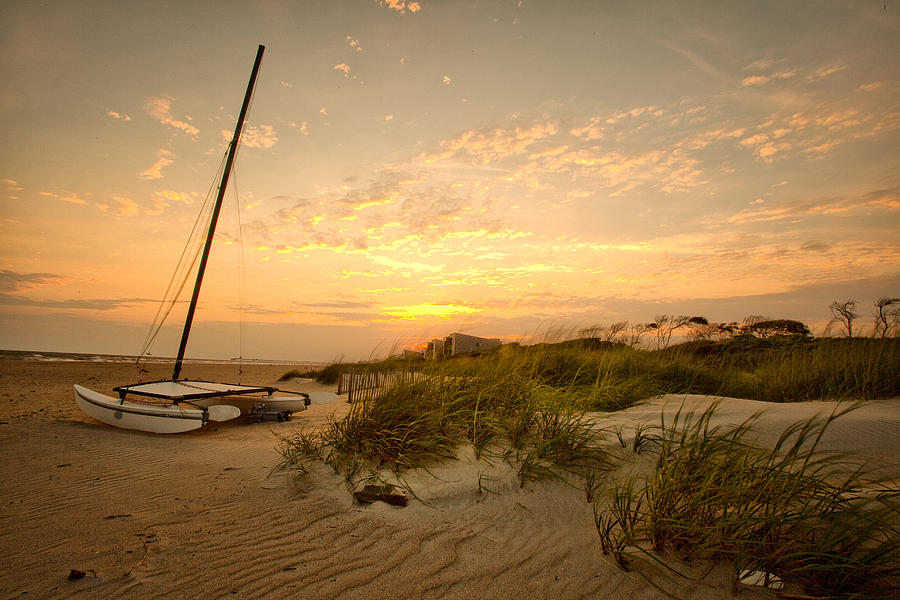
[194,393,309,415]
[74,385,240,434]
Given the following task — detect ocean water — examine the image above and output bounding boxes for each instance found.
[0,349,305,366]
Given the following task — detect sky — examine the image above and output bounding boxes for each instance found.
[1,0,898,363]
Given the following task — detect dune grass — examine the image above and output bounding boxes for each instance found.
[280,336,897,483]
[278,336,898,597]
[278,359,612,496]
[595,403,899,599]
[278,362,343,383]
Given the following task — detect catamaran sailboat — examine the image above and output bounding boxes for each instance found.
[74,45,309,434]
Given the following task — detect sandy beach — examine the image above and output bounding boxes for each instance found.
[1,359,897,599]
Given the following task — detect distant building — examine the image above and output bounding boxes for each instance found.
[401,349,425,360]
[425,338,444,359]
[424,332,501,359]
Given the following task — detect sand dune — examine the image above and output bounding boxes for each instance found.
[1,360,895,599]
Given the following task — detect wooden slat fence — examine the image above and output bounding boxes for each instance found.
[338,367,427,403]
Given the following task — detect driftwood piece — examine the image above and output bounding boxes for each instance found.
[353,484,408,507]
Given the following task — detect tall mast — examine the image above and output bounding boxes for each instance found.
[173,44,265,381]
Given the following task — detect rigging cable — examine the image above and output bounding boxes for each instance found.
[228,73,259,380]
[135,149,229,372]
[231,166,248,380]
[136,62,262,377]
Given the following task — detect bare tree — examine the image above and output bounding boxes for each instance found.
[688,319,739,341]
[684,316,710,340]
[829,299,859,338]
[628,322,653,347]
[652,314,691,349]
[710,322,739,341]
[873,297,900,338]
[579,324,605,340]
[741,315,768,329]
[606,321,629,342]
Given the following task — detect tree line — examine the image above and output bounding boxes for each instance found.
[579,297,899,349]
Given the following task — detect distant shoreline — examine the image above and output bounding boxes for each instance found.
[0,348,319,366]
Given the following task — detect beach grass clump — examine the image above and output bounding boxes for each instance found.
[322,379,461,474]
[279,362,344,384]
[278,368,316,381]
[747,337,900,402]
[275,430,323,474]
[594,404,899,599]
[279,358,613,496]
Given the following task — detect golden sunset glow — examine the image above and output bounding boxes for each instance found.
[1,2,898,361]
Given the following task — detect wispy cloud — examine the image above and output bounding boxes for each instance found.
[345,36,363,52]
[139,149,174,180]
[378,0,422,14]
[146,189,198,215]
[0,269,67,293]
[334,63,351,78]
[0,293,151,311]
[144,96,199,136]
[728,186,900,224]
[380,302,479,321]
[105,109,131,121]
[97,195,139,217]
[424,121,558,165]
[223,124,277,148]
[2,178,23,199]
[40,191,86,205]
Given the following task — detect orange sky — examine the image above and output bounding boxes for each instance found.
[1,1,898,361]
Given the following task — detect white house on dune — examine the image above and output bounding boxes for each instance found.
[424,332,501,359]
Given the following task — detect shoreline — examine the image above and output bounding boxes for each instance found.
[0,348,322,366]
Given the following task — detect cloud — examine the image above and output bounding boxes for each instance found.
[604,105,662,125]
[442,75,452,85]
[0,294,151,311]
[740,133,769,146]
[728,186,900,224]
[346,36,363,52]
[144,96,199,136]
[105,109,131,121]
[656,38,729,83]
[755,141,791,159]
[370,255,443,273]
[379,0,422,14]
[147,189,198,215]
[741,74,770,87]
[740,68,796,87]
[380,302,479,321]
[0,269,66,293]
[223,124,277,148]
[139,149,174,180]
[424,121,558,165]
[40,191,87,205]
[808,64,845,81]
[2,178,22,199]
[97,195,139,217]
[334,63,351,78]
[280,81,293,88]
